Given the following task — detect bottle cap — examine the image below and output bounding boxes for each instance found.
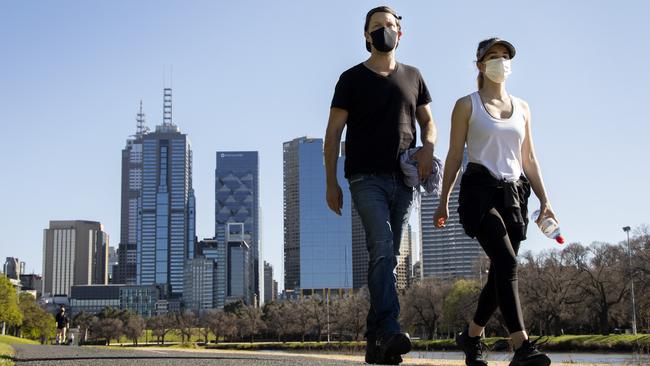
[556,235,565,244]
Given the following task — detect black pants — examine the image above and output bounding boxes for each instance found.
[472,207,525,333]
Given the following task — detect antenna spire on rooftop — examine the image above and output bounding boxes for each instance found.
[136,100,149,137]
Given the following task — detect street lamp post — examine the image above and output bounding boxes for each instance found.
[622,226,637,335]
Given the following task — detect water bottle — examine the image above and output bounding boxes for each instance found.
[531,209,565,244]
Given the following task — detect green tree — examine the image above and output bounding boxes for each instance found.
[147,314,175,345]
[72,311,95,342]
[0,275,23,335]
[18,292,55,343]
[91,317,123,345]
[442,279,481,330]
[123,315,145,346]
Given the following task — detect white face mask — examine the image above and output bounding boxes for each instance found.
[484,58,512,83]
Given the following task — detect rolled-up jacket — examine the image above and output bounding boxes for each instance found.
[399,147,444,196]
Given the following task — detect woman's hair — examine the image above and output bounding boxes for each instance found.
[475,38,493,90]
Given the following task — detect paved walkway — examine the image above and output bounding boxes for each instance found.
[12,344,605,366]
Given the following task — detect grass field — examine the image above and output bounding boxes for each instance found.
[0,335,39,366]
[110,331,650,353]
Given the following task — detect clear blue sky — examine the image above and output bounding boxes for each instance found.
[1,1,648,291]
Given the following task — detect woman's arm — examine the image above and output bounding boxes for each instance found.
[434,96,471,227]
[520,99,557,223]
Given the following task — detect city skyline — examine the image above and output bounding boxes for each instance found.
[2,1,650,292]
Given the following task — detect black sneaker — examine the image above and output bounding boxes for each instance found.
[509,338,551,366]
[375,332,411,365]
[365,336,403,365]
[365,336,378,364]
[456,328,488,366]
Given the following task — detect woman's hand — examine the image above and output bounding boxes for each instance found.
[433,203,449,228]
[535,201,558,225]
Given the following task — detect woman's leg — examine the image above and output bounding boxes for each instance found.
[472,208,525,339]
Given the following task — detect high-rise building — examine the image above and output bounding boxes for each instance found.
[419,152,484,279]
[137,88,196,297]
[107,246,118,283]
[396,225,413,290]
[20,274,42,298]
[263,261,276,303]
[196,237,222,307]
[412,260,422,283]
[183,257,216,311]
[283,137,351,292]
[215,151,262,304]
[115,102,149,285]
[42,220,109,296]
[227,238,251,305]
[3,257,21,280]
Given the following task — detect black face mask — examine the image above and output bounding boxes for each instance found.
[368,27,398,53]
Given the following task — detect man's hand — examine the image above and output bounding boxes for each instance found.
[326,182,343,216]
[413,145,434,181]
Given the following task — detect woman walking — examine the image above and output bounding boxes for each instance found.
[434,38,556,366]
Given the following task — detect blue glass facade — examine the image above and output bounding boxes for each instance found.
[215,152,260,305]
[283,137,352,291]
[137,121,195,297]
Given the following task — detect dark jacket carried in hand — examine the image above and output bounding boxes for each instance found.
[457,163,531,242]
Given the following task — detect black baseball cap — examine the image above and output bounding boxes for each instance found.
[476,38,516,61]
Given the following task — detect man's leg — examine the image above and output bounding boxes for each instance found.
[349,175,398,340]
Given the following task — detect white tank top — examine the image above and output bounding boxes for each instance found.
[466,91,526,181]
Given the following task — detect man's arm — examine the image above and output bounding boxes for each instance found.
[413,104,437,179]
[324,107,348,215]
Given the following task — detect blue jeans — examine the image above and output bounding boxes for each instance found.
[348,173,414,339]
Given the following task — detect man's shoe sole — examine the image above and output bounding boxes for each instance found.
[377,333,411,364]
[509,355,551,366]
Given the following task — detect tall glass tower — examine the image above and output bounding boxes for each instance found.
[215,151,260,306]
[137,88,196,297]
[115,102,148,285]
[283,137,352,292]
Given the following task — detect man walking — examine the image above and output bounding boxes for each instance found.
[324,6,436,364]
[55,305,69,345]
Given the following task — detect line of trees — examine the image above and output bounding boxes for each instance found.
[75,292,371,345]
[400,227,650,338]
[0,276,56,343]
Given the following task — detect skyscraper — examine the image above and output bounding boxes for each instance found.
[195,237,221,308]
[3,257,21,280]
[115,102,148,285]
[419,151,484,279]
[137,88,196,297]
[283,137,352,292]
[263,261,276,303]
[42,220,109,296]
[215,151,261,305]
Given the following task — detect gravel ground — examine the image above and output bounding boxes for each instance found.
[12,344,604,366]
[12,344,368,366]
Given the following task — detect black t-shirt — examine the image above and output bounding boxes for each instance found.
[55,312,69,328]
[331,62,431,178]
